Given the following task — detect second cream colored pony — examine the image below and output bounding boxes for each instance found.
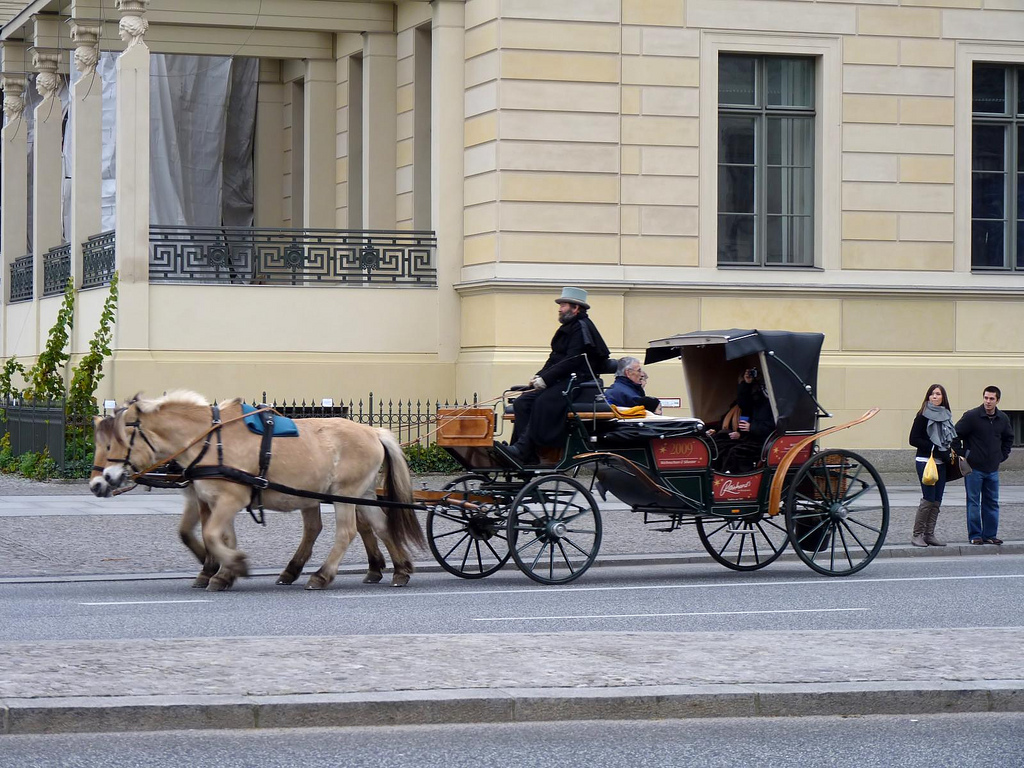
[90,391,424,591]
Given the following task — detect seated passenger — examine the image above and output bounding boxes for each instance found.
[605,357,662,415]
[711,368,776,473]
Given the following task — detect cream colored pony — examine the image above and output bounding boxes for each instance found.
[89,391,424,591]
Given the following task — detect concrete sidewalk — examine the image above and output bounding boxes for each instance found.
[1,628,1022,734]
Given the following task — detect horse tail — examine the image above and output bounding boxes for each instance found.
[377,429,425,550]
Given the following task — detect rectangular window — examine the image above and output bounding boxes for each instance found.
[718,55,815,267]
[971,64,1024,271]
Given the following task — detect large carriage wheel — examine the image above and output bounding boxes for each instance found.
[785,450,889,576]
[508,474,602,585]
[696,511,789,571]
[427,474,511,579]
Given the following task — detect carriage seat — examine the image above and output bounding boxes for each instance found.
[503,357,619,418]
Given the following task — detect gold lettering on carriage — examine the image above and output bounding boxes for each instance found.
[653,438,709,469]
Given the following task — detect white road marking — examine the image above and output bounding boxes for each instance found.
[79,599,213,606]
[473,607,870,622]
[326,572,1024,600]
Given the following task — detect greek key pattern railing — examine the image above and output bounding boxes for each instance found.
[9,254,33,303]
[148,226,437,287]
[82,230,116,289]
[43,243,71,297]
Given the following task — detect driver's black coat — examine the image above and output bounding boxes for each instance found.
[512,311,610,448]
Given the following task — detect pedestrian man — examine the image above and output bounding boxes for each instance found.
[505,287,610,464]
[955,386,1013,545]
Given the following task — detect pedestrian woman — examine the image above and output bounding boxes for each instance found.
[908,384,958,547]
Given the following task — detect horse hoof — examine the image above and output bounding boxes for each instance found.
[363,571,383,584]
[207,577,231,592]
[192,575,211,589]
[391,575,410,587]
[305,574,329,590]
[276,571,298,586]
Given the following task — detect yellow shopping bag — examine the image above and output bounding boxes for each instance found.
[922,449,939,486]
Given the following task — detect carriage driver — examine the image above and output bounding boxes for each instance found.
[505,287,611,464]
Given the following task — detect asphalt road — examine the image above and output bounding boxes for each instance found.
[2,713,1021,768]
[2,555,1021,642]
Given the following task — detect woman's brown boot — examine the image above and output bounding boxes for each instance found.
[911,499,929,547]
[924,501,946,547]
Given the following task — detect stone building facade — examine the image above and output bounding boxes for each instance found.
[0,0,1021,448]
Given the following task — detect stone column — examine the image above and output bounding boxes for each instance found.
[113,0,151,353]
[303,59,335,229]
[254,59,284,228]
[69,20,103,288]
[31,47,64,303]
[361,32,397,229]
[0,67,28,357]
[431,2,465,364]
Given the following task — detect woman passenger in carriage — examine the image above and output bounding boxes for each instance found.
[711,367,776,473]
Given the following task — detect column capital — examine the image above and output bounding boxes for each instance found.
[30,47,62,101]
[115,0,151,49]
[1,72,27,121]
[68,19,102,76]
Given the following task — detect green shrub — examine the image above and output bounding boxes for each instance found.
[402,442,460,474]
[0,433,15,473]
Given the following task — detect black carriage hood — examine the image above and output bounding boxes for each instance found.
[644,329,825,432]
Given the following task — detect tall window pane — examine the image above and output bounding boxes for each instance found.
[971,64,1021,271]
[719,55,756,106]
[718,55,815,267]
[973,65,1006,114]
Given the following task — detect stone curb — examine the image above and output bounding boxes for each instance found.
[3,680,1023,735]
[0,541,1020,585]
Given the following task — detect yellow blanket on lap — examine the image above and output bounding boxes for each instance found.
[610,404,647,419]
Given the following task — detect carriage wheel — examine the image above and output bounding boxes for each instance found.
[508,474,602,585]
[785,450,889,576]
[427,474,511,579]
[696,512,789,571]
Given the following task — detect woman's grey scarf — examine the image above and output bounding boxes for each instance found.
[923,403,957,451]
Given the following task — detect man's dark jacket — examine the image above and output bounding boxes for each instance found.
[536,312,610,386]
[512,311,610,447]
[605,375,660,412]
[955,405,1013,473]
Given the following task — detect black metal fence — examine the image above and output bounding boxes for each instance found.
[248,392,479,447]
[149,226,437,287]
[43,243,71,297]
[9,254,33,302]
[82,231,116,289]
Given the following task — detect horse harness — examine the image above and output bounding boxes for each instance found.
[114,404,428,520]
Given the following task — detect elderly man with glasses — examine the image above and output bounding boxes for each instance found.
[604,357,662,414]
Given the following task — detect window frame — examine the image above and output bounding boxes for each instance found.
[717,53,817,268]
[970,63,1022,272]
[698,34,840,274]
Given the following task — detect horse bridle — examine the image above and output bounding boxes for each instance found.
[92,404,157,478]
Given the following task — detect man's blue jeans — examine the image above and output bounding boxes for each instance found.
[964,469,1000,540]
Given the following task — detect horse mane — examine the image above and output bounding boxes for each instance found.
[135,390,211,413]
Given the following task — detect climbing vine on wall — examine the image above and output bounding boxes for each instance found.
[22,277,75,402]
[67,272,119,421]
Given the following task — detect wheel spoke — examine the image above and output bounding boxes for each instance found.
[836,524,855,570]
[433,509,472,525]
[442,532,472,561]
[845,515,884,534]
[754,521,782,554]
[433,527,471,541]
[562,535,594,558]
[838,518,873,557]
[555,540,577,574]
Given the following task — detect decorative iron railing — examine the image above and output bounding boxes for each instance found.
[42,243,71,297]
[148,226,437,287]
[9,254,33,303]
[82,230,116,289]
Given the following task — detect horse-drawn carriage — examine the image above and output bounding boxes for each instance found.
[90,329,889,591]
[425,329,889,585]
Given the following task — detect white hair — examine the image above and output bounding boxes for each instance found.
[616,356,641,376]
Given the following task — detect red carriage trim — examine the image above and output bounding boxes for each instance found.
[652,437,710,469]
[767,435,813,467]
[712,472,763,501]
